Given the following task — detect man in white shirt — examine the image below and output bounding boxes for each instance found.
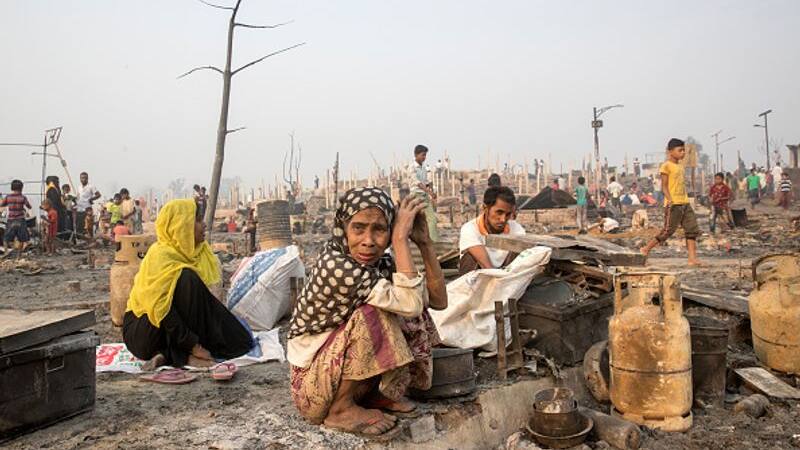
[607,176,624,208]
[771,163,783,194]
[458,186,526,274]
[75,172,101,238]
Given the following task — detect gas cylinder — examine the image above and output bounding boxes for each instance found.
[609,272,692,432]
[110,234,155,326]
[749,253,800,374]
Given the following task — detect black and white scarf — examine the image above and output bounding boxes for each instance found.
[288,187,396,338]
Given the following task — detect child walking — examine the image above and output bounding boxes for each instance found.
[1,179,33,258]
[641,138,702,265]
[708,172,734,233]
[778,172,793,210]
[575,176,588,234]
[41,199,58,255]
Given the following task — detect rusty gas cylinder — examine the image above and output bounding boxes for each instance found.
[749,253,800,374]
[110,234,155,326]
[609,272,692,432]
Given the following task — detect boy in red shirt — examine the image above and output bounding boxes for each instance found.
[708,172,734,233]
[1,179,33,257]
[41,199,58,255]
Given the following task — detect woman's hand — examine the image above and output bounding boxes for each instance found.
[409,207,432,248]
[392,195,426,245]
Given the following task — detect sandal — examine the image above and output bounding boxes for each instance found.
[362,396,420,418]
[139,368,197,385]
[210,362,238,381]
[323,415,401,441]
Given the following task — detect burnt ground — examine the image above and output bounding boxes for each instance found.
[2,200,800,449]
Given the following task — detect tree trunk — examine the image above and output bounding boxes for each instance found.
[205,10,237,233]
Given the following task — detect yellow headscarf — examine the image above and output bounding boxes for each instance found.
[126,199,220,327]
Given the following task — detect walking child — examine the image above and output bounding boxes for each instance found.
[640,138,702,265]
[41,199,58,255]
[708,172,734,233]
[0,179,33,257]
[575,176,588,234]
[778,172,793,210]
[746,168,761,208]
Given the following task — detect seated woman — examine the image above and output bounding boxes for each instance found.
[123,199,253,369]
[288,187,447,438]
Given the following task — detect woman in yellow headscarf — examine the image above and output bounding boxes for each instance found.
[122,199,252,368]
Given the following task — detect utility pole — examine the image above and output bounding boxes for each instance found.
[333,152,340,209]
[591,104,624,201]
[711,130,736,173]
[755,109,772,169]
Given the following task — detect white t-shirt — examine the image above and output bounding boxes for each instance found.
[459,218,526,268]
[601,218,620,232]
[772,166,783,183]
[607,181,624,198]
[76,184,99,211]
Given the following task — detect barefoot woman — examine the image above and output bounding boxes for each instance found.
[288,187,447,437]
[123,199,253,369]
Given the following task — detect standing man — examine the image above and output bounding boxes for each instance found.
[633,157,641,178]
[405,144,439,242]
[607,176,624,209]
[467,179,477,206]
[771,163,783,198]
[76,172,100,238]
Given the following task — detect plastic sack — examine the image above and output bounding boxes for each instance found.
[429,246,551,352]
[227,245,305,330]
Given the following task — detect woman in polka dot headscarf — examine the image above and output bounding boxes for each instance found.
[287,187,447,438]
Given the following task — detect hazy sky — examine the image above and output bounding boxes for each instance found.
[2,0,798,199]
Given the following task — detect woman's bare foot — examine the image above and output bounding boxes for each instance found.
[361,391,416,414]
[323,406,396,436]
[141,353,166,371]
[187,355,215,368]
[687,259,704,267]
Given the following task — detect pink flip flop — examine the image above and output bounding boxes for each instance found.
[210,362,238,381]
[139,369,197,385]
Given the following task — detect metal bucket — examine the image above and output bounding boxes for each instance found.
[687,315,729,406]
[409,347,475,399]
[731,208,748,227]
[532,387,582,438]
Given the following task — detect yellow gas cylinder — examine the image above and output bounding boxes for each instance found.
[749,253,800,374]
[609,272,693,432]
[110,234,155,326]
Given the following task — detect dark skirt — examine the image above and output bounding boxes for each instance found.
[122,268,253,367]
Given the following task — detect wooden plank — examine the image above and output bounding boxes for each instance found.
[486,234,646,266]
[0,309,96,355]
[735,367,800,399]
[682,286,749,316]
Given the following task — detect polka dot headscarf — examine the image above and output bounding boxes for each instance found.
[288,187,396,339]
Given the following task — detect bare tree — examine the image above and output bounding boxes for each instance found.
[283,132,302,197]
[179,0,305,231]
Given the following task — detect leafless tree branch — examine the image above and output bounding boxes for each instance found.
[177,65,224,79]
[226,126,246,134]
[197,0,234,11]
[231,42,306,75]
[234,20,293,29]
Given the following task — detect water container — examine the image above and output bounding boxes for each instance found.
[609,272,693,432]
[109,235,155,326]
[749,253,800,374]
